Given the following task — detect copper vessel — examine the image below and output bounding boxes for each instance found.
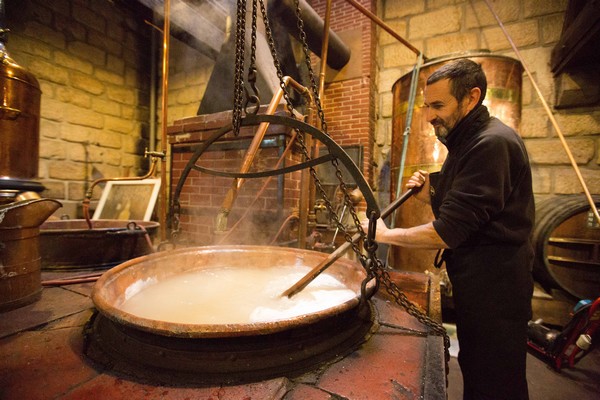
[0,198,61,311]
[0,19,43,197]
[87,245,375,382]
[390,51,523,273]
[39,219,159,270]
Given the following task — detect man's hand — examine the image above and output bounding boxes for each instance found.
[406,169,431,204]
[360,217,389,243]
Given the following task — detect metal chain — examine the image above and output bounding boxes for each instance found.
[232,0,248,135]
[254,0,451,375]
[244,0,261,114]
[365,214,451,374]
[288,0,451,371]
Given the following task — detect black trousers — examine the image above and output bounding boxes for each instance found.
[445,244,533,400]
[456,316,529,400]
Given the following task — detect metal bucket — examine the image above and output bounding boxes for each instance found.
[389,50,523,273]
[86,245,375,383]
[39,219,159,270]
[0,198,61,312]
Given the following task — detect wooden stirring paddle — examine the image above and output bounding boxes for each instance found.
[282,188,415,298]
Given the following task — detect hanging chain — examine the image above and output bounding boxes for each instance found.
[232,0,248,135]
[251,0,451,373]
[244,0,261,114]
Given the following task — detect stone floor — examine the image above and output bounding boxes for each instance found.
[1,268,598,400]
[0,268,448,400]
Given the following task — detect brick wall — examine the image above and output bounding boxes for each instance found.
[311,0,376,186]
[167,110,302,245]
[375,0,600,202]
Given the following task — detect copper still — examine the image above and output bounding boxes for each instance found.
[0,5,43,202]
[389,51,523,273]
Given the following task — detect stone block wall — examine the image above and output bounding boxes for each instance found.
[374,0,600,203]
[5,0,153,216]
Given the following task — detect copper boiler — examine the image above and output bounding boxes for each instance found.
[0,26,43,200]
[389,51,523,273]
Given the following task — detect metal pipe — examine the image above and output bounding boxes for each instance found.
[482,0,600,225]
[216,129,299,244]
[159,0,170,242]
[149,23,158,153]
[344,0,426,60]
[318,0,332,102]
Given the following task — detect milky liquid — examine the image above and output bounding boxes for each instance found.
[119,265,357,324]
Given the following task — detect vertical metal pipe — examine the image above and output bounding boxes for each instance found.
[159,0,170,242]
[149,25,157,153]
[299,0,331,249]
[318,0,332,102]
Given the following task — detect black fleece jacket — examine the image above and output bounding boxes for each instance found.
[430,105,534,249]
[429,105,535,321]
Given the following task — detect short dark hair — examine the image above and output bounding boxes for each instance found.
[426,58,487,105]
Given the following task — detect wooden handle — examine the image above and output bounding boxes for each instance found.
[282,188,415,298]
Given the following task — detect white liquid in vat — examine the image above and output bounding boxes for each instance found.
[120,265,357,324]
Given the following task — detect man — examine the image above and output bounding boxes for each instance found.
[363,59,534,399]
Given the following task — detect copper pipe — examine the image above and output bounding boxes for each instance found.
[344,0,425,59]
[215,76,313,232]
[482,0,600,225]
[158,0,171,241]
[42,271,104,286]
[318,0,332,103]
[270,213,300,245]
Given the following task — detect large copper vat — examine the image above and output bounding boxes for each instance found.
[0,35,43,198]
[390,51,523,273]
[87,245,375,383]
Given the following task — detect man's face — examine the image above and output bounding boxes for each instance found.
[423,78,470,140]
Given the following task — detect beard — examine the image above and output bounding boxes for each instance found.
[433,123,450,139]
[432,102,467,140]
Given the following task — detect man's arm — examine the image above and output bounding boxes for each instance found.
[363,219,449,249]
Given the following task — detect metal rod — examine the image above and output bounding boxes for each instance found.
[482,0,600,225]
[159,0,170,241]
[392,53,423,229]
[344,0,426,59]
[318,0,332,102]
[282,188,415,298]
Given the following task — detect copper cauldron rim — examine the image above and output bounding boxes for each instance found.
[92,245,374,338]
[40,219,160,232]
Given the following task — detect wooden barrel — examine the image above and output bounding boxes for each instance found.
[533,195,600,300]
[389,50,523,273]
